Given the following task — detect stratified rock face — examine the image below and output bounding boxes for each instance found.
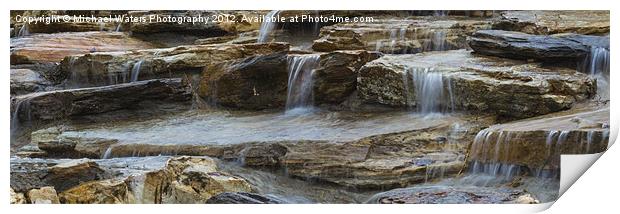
[139,156,253,204]
[468,30,609,61]
[10,188,27,204]
[357,50,596,119]
[11,11,126,35]
[10,68,52,95]
[367,186,539,204]
[312,16,492,53]
[198,53,289,109]
[206,192,285,204]
[11,78,191,127]
[57,42,289,87]
[468,106,609,171]
[27,186,60,204]
[313,51,382,104]
[59,179,133,204]
[493,10,610,35]
[10,32,155,64]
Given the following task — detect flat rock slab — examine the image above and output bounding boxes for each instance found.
[10,32,155,64]
[358,50,596,119]
[468,30,609,61]
[493,10,609,35]
[312,16,492,53]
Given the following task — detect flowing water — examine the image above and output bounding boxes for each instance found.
[585,47,610,100]
[257,10,281,43]
[285,54,320,113]
[130,60,144,82]
[17,23,29,37]
[402,67,455,114]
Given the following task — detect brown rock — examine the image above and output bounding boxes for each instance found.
[493,10,609,35]
[59,179,133,204]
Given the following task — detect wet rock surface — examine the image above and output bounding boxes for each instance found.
[468,30,609,62]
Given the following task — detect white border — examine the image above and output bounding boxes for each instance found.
[3,1,617,213]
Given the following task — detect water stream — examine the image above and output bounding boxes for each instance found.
[257,10,281,43]
[285,54,320,113]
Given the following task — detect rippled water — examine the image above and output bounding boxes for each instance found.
[61,110,463,145]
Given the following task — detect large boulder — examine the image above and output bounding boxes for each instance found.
[367,186,538,204]
[313,50,382,104]
[26,186,60,204]
[357,50,596,119]
[11,78,191,128]
[10,32,155,64]
[312,16,492,53]
[492,10,609,35]
[138,156,254,204]
[59,179,133,204]
[468,30,609,62]
[44,159,107,192]
[57,42,289,87]
[198,52,289,109]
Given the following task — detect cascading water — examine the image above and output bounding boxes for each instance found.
[584,46,610,99]
[17,23,29,37]
[403,67,455,114]
[130,60,144,82]
[257,10,281,43]
[285,54,320,113]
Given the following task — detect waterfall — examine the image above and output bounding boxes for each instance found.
[585,47,610,99]
[115,23,122,32]
[403,67,455,114]
[17,23,30,37]
[131,60,144,82]
[285,54,320,113]
[257,10,281,43]
[10,95,35,137]
[102,147,113,159]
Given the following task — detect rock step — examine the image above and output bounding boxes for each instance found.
[11,78,191,131]
[492,10,609,35]
[312,16,492,54]
[468,30,609,62]
[57,42,289,88]
[10,32,155,64]
[357,50,596,119]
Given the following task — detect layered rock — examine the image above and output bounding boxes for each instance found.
[493,10,609,35]
[27,186,60,204]
[367,186,538,204]
[468,105,609,172]
[57,42,289,87]
[11,78,191,128]
[312,16,492,53]
[357,50,596,119]
[10,32,155,64]
[468,30,609,62]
